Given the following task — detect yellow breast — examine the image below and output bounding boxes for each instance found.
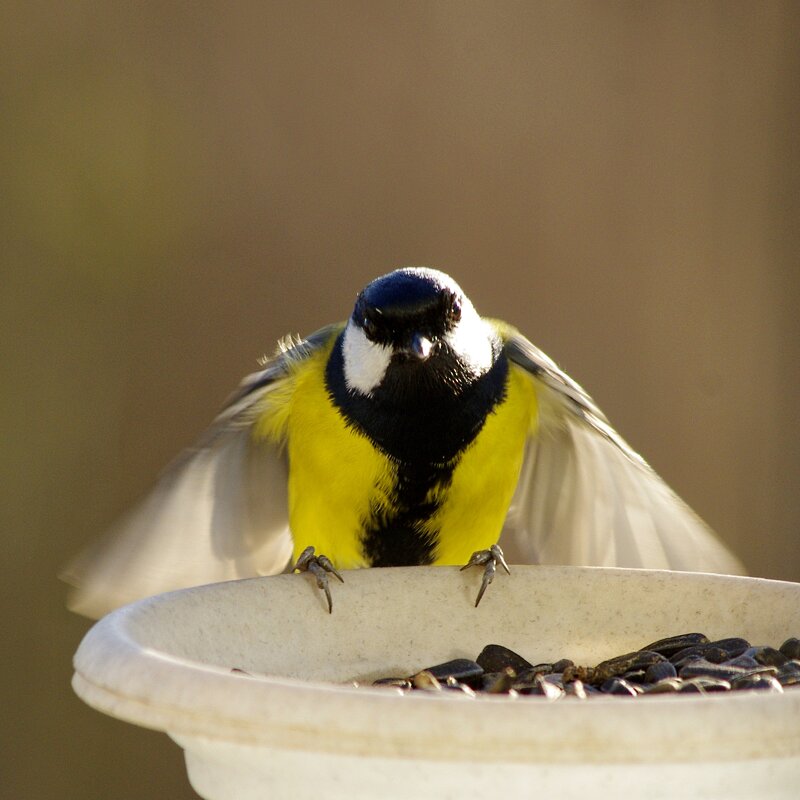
[255,336,392,567]
[254,335,537,569]
[427,363,536,564]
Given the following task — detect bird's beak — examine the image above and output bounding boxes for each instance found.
[399,333,433,361]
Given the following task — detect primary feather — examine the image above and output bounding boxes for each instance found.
[498,329,744,574]
[58,332,334,618]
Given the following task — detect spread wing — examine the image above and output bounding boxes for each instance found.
[61,325,339,618]
[498,330,745,575]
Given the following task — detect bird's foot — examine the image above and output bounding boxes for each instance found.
[460,544,510,607]
[292,546,344,613]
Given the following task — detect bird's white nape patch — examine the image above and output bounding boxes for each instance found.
[443,300,495,377]
[342,322,392,396]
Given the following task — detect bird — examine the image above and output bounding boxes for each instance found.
[62,267,744,618]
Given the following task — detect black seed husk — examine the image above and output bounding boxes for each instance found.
[476,644,532,674]
[365,633,799,699]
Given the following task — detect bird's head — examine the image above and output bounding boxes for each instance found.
[342,267,498,397]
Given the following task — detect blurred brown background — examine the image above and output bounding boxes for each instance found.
[2,2,798,798]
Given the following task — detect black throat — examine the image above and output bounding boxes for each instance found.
[325,332,509,566]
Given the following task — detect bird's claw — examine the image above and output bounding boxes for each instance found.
[460,544,510,607]
[293,546,344,613]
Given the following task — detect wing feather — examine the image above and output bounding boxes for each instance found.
[499,331,745,575]
[61,326,339,618]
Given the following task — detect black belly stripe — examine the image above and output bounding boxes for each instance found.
[325,332,508,567]
[361,460,453,566]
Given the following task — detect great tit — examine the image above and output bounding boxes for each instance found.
[63,267,744,617]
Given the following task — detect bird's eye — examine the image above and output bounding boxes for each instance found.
[362,316,378,339]
[451,299,462,322]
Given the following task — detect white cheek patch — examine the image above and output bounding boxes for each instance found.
[444,298,495,378]
[443,303,495,378]
[342,323,392,396]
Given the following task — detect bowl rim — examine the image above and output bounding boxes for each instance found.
[72,565,800,765]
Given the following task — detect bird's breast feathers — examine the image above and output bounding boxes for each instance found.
[253,325,537,568]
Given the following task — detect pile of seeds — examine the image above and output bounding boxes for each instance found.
[369,634,800,698]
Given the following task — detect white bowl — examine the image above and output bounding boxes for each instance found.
[72,566,800,799]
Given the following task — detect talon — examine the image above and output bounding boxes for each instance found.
[316,554,344,584]
[293,546,344,613]
[293,545,316,571]
[474,559,496,607]
[461,544,510,607]
[491,543,511,575]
